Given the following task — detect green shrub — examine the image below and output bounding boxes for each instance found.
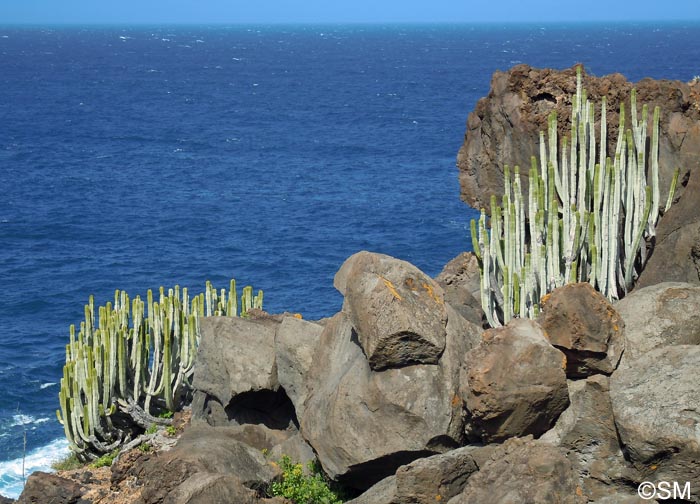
[90,449,120,468]
[270,455,343,504]
[146,424,158,435]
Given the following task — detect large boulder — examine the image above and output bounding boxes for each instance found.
[447,437,586,504]
[538,283,624,377]
[335,251,448,370]
[614,282,700,361]
[192,316,298,429]
[610,345,700,497]
[461,318,569,442]
[301,307,480,489]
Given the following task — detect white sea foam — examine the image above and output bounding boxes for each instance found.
[40,382,56,390]
[0,438,69,499]
[9,415,49,428]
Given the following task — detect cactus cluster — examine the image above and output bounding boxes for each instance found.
[471,67,679,327]
[56,279,263,460]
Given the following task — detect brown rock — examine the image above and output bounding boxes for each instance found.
[461,318,569,442]
[538,283,624,377]
[16,472,84,504]
[300,309,478,489]
[610,345,700,494]
[335,251,448,370]
[637,173,700,287]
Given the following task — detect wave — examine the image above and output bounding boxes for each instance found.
[0,437,69,499]
[40,382,57,390]
[9,415,50,428]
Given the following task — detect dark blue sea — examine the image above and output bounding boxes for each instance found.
[1,22,699,497]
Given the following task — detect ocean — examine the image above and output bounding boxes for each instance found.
[1,22,698,498]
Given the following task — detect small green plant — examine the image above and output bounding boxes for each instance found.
[270,455,343,504]
[51,452,85,471]
[165,425,177,436]
[158,410,174,419]
[90,449,120,468]
[146,424,158,435]
[139,443,152,453]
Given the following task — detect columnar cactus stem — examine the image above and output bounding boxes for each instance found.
[57,278,262,460]
[469,65,679,327]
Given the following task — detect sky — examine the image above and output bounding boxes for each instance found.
[0,0,699,24]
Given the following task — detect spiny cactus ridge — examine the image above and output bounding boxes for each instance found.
[56,279,263,460]
[471,67,680,328]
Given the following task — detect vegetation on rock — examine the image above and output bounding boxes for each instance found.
[471,66,679,327]
[56,279,262,461]
[270,455,344,504]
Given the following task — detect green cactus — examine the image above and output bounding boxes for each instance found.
[57,279,263,460]
[471,66,680,327]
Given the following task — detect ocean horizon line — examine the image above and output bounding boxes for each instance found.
[1,20,699,30]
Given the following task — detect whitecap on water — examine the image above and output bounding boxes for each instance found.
[9,415,50,428]
[0,438,69,499]
[39,382,56,390]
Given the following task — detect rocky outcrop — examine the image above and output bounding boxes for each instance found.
[461,318,569,442]
[458,64,700,287]
[458,64,699,212]
[110,423,288,504]
[538,283,624,377]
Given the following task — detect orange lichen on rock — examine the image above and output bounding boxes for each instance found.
[422,282,444,305]
[379,275,403,301]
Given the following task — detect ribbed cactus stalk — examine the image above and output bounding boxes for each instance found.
[57,278,263,460]
[471,66,680,327]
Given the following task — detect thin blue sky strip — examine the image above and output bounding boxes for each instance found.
[1,0,699,24]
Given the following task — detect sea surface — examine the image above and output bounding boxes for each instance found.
[1,22,699,498]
